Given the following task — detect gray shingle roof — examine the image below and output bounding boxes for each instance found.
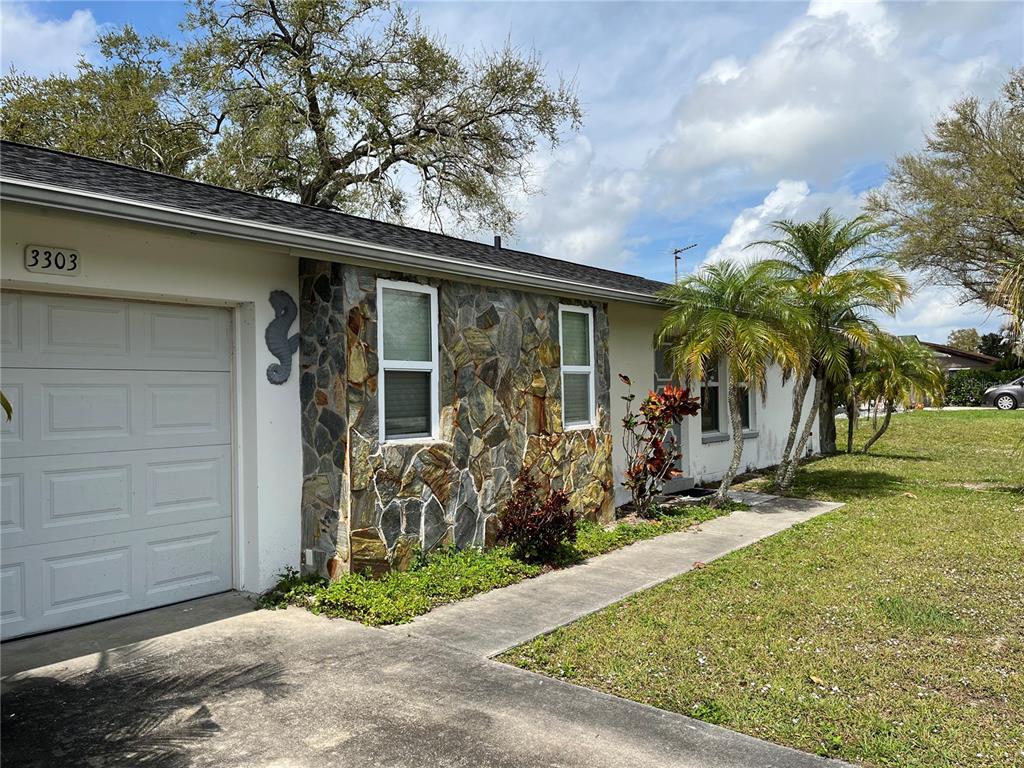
[0,141,667,299]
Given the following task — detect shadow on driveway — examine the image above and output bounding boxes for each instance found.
[2,657,287,768]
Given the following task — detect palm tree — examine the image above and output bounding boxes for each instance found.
[751,210,911,489]
[657,260,808,505]
[854,336,944,452]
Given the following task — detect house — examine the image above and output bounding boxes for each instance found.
[0,141,816,639]
[901,336,999,373]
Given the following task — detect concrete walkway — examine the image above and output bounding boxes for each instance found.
[390,493,843,657]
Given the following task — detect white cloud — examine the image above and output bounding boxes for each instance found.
[805,0,896,53]
[510,136,646,271]
[650,0,1006,207]
[0,4,98,78]
[886,283,1007,343]
[698,57,745,85]
[703,179,865,265]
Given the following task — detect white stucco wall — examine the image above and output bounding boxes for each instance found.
[607,300,819,504]
[607,301,660,507]
[1,202,302,592]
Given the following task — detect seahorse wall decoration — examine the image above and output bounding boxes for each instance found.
[266,290,300,385]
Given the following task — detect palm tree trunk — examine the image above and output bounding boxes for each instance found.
[781,371,824,490]
[715,378,746,505]
[818,378,838,455]
[862,399,894,453]
[845,392,856,453]
[773,368,812,488]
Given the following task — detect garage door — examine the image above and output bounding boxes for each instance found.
[1,293,233,639]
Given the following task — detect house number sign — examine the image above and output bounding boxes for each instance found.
[25,244,81,276]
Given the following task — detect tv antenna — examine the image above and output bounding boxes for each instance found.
[673,243,698,283]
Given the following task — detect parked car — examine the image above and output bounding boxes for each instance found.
[983,376,1024,410]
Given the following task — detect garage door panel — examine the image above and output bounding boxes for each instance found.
[2,293,232,371]
[2,446,231,549]
[42,298,130,356]
[43,464,132,530]
[1,562,27,628]
[43,382,131,441]
[146,452,230,521]
[44,545,133,616]
[145,380,228,437]
[1,472,25,534]
[146,528,226,596]
[2,519,231,638]
[1,292,22,352]
[146,306,228,362]
[0,382,24,446]
[1,369,231,458]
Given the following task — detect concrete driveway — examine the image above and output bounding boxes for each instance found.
[2,594,845,768]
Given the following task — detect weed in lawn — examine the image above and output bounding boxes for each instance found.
[874,595,963,633]
[689,699,728,725]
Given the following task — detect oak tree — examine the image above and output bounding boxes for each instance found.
[868,69,1024,313]
[1,0,581,232]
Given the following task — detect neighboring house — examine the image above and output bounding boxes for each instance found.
[0,142,816,639]
[901,336,999,373]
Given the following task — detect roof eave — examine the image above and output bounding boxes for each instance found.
[0,177,664,307]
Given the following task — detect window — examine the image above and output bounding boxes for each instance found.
[700,359,721,433]
[377,280,438,442]
[739,384,755,431]
[703,360,756,436]
[560,305,595,429]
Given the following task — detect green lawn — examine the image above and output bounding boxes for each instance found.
[499,411,1024,768]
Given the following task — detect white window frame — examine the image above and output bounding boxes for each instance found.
[559,304,596,430]
[377,279,439,444]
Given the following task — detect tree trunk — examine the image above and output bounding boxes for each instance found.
[818,378,838,455]
[845,392,856,453]
[781,371,824,490]
[714,378,746,505]
[773,368,812,488]
[862,399,894,453]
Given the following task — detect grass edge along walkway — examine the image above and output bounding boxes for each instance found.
[390,494,841,657]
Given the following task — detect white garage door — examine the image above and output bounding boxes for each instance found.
[1,293,234,639]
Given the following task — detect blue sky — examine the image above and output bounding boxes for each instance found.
[2,0,1021,341]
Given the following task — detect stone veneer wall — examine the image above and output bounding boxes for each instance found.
[300,260,615,578]
[298,259,349,578]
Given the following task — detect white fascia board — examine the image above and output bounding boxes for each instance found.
[0,178,664,307]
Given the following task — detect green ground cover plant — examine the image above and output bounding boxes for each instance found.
[499,410,1024,768]
[262,499,742,626]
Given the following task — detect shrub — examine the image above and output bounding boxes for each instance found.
[619,374,701,515]
[945,368,1024,406]
[497,467,576,562]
